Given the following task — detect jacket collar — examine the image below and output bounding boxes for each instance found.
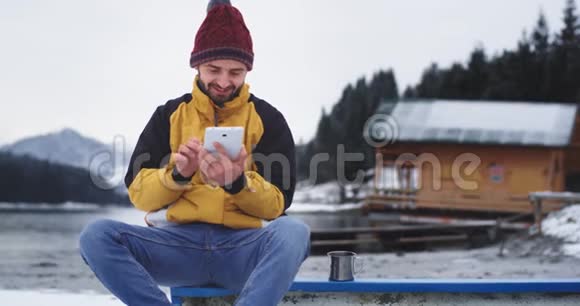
[191,77,250,123]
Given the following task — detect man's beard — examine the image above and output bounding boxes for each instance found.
[199,81,239,105]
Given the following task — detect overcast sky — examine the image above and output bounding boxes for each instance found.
[0,0,570,148]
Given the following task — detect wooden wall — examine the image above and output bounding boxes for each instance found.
[565,111,580,173]
[374,144,566,213]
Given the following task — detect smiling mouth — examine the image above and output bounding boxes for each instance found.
[211,86,232,95]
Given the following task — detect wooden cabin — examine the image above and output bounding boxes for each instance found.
[366,100,580,215]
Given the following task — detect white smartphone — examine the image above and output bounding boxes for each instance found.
[203,126,244,159]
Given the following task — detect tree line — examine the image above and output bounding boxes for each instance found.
[405,0,580,102]
[297,0,580,185]
[0,152,129,205]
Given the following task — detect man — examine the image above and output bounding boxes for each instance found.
[78,1,310,305]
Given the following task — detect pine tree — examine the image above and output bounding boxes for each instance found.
[440,63,468,99]
[559,0,579,46]
[551,0,580,102]
[296,70,401,184]
[402,86,416,98]
[465,47,489,98]
[416,63,442,98]
[312,108,336,183]
[532,11,550,54]
[314,108,333,152]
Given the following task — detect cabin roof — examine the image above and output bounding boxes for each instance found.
[371,100,578,147]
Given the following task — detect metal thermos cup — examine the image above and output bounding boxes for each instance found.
[328,250,358,281]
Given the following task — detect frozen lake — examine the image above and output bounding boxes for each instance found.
[0,203,366,293]
[2,203,580,305]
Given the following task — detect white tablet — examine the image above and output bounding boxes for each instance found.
[203,127,244,159]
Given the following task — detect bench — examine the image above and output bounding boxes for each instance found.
[170,278,580,305]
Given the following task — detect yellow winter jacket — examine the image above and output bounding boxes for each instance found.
[124,79,296,229]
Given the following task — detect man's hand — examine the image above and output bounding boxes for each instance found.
[172,138,202,178]
[198,142,248,187]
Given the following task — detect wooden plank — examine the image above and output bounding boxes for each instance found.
[368,213,531,230]
[367,194,418,201]
[366,197,565,214]
[310,238,380,247]
[308,235,469,248]
[398,234,468,243]
[528,191,580,202]
[310,224,486,236]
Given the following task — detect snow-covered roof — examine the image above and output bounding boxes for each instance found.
[371,100,578,147]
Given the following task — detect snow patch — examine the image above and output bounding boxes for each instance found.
[293,179,373,203]
[0,201,102,211]
[287,202,364,213]
[542,204,580,258]
[0,288,171,305]
[0,290,123,306]
[293,182,342,204]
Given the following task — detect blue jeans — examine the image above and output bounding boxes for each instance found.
[78,216,310,306]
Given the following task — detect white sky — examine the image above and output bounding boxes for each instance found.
[0,0,569,148]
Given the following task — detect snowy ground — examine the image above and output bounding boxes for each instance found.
[2,201,580,305]
[4,241,580,306]
[293,181,343,204]
[287,202,364,213]
[301,203,580,279]
[0,201,102,211]
[0,289,127,306]
[542,204,580,258]
[293,181,372,205]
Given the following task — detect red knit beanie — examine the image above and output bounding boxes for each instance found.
[190,0,254,71]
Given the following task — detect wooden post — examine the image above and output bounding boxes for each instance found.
[528,191,580,236]
[532,197,543,235]
[374,151,381,194]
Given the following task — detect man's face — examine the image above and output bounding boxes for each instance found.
[197,59,248,104]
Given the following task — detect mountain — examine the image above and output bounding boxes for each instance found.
[3,128,101,167]
[1,128,132,192]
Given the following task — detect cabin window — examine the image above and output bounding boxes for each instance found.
[376,163,419,192]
